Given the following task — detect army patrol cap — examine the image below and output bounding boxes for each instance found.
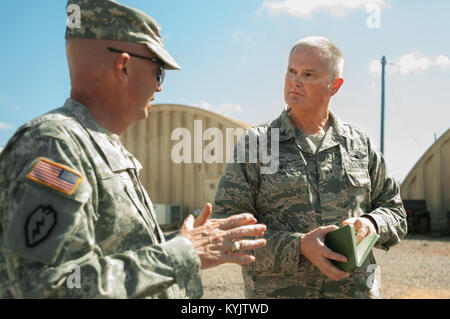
[65,0,180,70]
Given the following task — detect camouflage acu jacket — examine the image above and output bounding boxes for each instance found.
[213,108,407,299]
[0,99,202,298]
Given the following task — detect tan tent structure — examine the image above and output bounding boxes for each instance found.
[401,128,450,232]
[122,104,252,225]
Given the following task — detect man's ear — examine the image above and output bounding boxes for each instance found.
[114,53,131,85]
[330,78,344,96]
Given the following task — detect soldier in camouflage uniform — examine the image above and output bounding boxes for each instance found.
[213,36,407,298]
[0,0,266,298]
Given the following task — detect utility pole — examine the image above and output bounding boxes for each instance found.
[380,56,386,155]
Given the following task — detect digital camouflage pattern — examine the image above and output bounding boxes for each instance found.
[213,108,407,298]
[0,99,202,298]
[66,0,180,70]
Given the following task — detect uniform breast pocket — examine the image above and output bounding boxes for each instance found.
[342,148,371,190]
[96,173,156,247]
[344,163,372,215]
[346,168,371,189]
[100,174,145,218]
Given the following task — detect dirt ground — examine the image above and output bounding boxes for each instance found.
[200,234,450,299]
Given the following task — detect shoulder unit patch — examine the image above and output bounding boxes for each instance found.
[25,205,57,247]
[26,158,82,195]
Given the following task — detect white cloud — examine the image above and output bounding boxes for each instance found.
[0,122,12,130]
[195,101,243,118]
[397,52,431,74]
[259,0,387,19]
[368,59,382,76]
[216,103,243,115]
[435,54,450,68]
[197,101,212,110]
[368,53,450,76]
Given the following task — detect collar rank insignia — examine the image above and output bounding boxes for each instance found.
[26,158,82,195]
[25,205,57,247]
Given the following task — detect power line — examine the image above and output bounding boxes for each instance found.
[386,73,423,150]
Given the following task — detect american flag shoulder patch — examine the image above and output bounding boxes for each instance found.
[26,158,83,195]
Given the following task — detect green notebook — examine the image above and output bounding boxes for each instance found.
[324,224,380,272]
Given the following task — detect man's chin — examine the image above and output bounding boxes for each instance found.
[286,98,305,110]
[136,105,150,121]
[138,101,153,120]
[143,108,150,119]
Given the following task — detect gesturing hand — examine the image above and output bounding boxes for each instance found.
[180,203,267,269]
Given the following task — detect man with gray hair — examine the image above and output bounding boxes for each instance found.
[213,36,407,298]
[0,0,267,298]
[289,36,344,80]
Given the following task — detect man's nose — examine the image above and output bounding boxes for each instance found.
[156,82,163,92]
[287,72,302,85]
[290,75,303,86]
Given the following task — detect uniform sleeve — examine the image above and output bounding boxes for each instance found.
[0,131,202,299]
[213,150,302,274]
[362,136,407,251]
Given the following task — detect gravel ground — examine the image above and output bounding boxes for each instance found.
[200,234,450,299]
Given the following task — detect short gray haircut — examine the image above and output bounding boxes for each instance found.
[289,36,344,80]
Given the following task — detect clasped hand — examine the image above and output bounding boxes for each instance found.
[299,217,377,281]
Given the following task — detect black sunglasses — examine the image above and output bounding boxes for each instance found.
[107,47,165,84]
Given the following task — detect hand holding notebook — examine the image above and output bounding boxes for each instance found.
[342,217,378,244]
[325,222,380,272]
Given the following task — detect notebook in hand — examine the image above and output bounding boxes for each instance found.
[324,224,380,272]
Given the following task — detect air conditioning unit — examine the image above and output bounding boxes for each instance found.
[153,204,182,226]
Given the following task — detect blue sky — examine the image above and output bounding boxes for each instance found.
[0,0,449,183]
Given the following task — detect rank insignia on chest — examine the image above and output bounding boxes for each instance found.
[26,158,83,195]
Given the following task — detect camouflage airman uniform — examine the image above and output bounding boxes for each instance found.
[0,99,202,298]
[214,108,407,298]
